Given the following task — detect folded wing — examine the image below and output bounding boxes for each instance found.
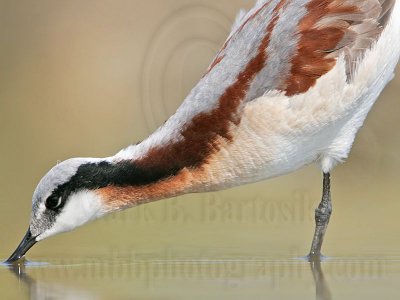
[282,0,396,96]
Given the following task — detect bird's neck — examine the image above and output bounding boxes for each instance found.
[96,10,277,209]
[96,144,207,211]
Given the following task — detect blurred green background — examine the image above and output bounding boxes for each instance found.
[0,1,400,299]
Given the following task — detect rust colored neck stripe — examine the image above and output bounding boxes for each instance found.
[58,0,288,200]
[44,2,288,201]
[132,0,287,185]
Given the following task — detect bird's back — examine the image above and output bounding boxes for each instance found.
[116,0,400,193]
[205,0,397,99]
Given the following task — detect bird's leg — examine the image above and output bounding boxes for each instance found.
[308,172,332,262]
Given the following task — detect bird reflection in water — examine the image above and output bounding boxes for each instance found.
[8,260,97,300]
[7,258,333,300]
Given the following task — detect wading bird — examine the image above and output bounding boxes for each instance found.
[7,0,400,263]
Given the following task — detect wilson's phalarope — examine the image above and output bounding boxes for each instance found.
[7,0,400,263]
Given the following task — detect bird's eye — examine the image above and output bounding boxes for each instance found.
[45,196,63,210]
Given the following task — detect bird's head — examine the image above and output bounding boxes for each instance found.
[6,157,111,263]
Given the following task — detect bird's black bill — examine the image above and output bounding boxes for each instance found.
[6,229,37,264]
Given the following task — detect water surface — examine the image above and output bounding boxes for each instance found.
[1,254,400,300]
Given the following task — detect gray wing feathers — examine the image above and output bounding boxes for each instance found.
[378,0,396,26]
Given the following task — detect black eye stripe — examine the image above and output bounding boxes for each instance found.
[44,159,182,211]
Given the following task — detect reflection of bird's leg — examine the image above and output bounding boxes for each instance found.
[310,260,332,300]
[308,173,332,261]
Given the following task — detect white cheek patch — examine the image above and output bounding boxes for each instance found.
[37,190,106,241]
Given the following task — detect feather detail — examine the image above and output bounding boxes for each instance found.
[284,0,396,96]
